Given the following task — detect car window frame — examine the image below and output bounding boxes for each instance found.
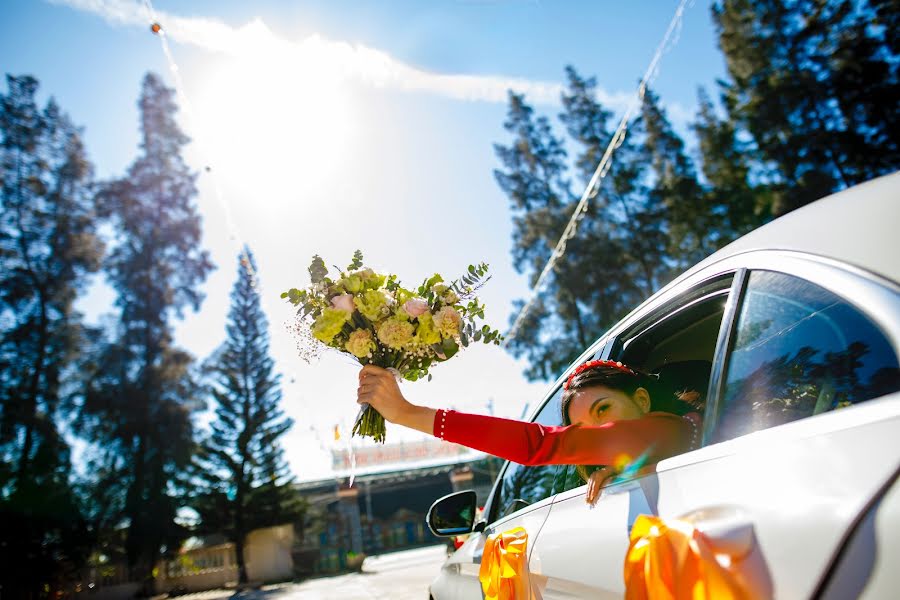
[702,252,900,443]
[706,264,900,444]
[603,249,900,451]
[581,272,739,488]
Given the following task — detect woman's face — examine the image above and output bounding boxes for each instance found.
[566,385,650,426]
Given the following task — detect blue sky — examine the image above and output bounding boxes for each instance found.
[2,0,727,480]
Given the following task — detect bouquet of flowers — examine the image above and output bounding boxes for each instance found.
[282,250,503,443]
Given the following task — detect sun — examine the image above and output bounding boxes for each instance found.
[189,37,356,206]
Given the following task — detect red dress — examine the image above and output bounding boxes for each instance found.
[432,410,700,467]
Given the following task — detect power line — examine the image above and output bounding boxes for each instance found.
[503,0,691,347]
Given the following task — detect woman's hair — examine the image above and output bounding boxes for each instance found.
[560,360,704,482]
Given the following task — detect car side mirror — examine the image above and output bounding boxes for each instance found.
[426,490,477,537]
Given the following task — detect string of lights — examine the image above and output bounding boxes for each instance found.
[503,0,691,347]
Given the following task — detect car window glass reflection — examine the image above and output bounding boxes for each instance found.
[713,270,900,443]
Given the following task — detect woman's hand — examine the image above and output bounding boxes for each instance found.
[586,466,617,507]
[357,365,438,435]
[358,365,411,423]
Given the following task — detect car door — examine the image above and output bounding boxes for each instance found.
[431,385,573,600]
[530,254,900,598]
[665,265,900,599]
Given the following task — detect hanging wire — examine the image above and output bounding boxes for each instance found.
[503,0,691,347]
[140,0,258,289]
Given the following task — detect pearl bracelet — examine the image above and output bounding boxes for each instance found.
[438,409,448,441]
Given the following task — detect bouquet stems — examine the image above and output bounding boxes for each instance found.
[352,403,386,443]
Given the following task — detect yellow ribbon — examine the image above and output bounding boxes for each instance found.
[624,514,767,600]
[479,526,532,600]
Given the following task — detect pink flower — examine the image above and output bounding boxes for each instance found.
[403,298,429,318]
[331,293,355,313]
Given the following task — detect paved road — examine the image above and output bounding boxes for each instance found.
[284,544,448,599]
[175,544,450,600]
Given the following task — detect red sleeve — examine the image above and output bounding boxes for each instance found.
[433,410,693,467]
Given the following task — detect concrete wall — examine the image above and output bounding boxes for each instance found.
[155,545,238,593]
[246,523,295,583]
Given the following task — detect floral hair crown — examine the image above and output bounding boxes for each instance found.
[563,359,636,391]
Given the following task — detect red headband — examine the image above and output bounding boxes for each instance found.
[563,359,636,390]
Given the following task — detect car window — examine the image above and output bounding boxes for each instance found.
[711,270,900,443]
[556,275,733,492]
[489,387,565,523]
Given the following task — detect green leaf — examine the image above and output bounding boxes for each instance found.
[348,250,364,271]
[308,255,328,283]
[441,337,459,360]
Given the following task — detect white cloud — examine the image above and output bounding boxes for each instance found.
[51,0,695,120]
[51,0,577,107]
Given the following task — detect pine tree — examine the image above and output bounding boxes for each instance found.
[559,69,669,302]
[495,72,679,380]
[80,72,212,583]
[0,74,100,596]
[193,248,300,584]
[712,0,900,214]
[692,87,768,240]
[493,90,583,379]
[640,88,711,267]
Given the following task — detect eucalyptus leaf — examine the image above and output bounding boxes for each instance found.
[308,255,328,283]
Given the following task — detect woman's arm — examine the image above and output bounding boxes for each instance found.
[358,365,694,467]
[438,409,692,467]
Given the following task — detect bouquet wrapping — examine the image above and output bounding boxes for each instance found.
[282,251,502,443]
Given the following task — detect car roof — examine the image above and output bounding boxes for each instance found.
[677,170,900,286]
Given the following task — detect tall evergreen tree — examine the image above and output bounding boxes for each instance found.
[80,72,212,583]
[713,0,899,214]
[495,70,683,380]
[193,248,300,584]
[0,74,100,596]
[640,88,712,267]
[493,90,581,379]
[692,87,769,240]
[558,69,671,303]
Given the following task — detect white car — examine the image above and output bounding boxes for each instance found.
[426,172,900,599]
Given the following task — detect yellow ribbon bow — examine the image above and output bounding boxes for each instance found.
[624,514,768,600]
[479,526,532,600]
